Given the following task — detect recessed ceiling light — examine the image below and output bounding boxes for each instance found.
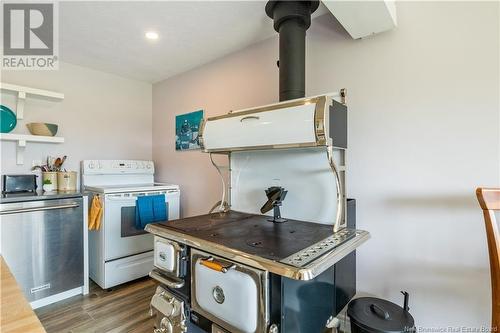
[145,31,159,40]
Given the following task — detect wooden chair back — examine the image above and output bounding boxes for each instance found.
[476,188,500,331]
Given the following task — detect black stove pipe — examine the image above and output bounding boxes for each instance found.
[265,1,319,101]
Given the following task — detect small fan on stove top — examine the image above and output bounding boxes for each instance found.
[260,186,288,223]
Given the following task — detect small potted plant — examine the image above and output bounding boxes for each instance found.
[32,156,59,189]
[42,178,55,192]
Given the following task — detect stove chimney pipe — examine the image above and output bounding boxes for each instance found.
[265,1,319,102]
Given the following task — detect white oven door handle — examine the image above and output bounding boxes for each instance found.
[105,195,171,202]
[105,196,138,203]
[149,269,185,289]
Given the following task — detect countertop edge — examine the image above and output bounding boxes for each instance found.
[0,191,85,204]
[145,223,370,280]
[0,256,46,333]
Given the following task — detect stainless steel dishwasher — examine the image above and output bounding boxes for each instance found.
[0,197,84,302]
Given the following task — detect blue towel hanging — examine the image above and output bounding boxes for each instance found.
[152,194,168,222]
[135,195,154,230]
[135,194,168,230]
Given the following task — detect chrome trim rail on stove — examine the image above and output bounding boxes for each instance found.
[327,145,344,233]
[146,224,370,281]
[209,152,229,213]
[149,269,185,289]
[280,229,356,267]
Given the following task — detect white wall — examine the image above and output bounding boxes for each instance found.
[153,2,499,328]
[1,62,152,186]
[153,38,279,217]
[309,2,498,328]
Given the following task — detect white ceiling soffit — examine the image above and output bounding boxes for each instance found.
[59,1,328,83]
[322,0,397,39]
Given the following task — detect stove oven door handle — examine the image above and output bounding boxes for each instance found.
[149,269,185,289]
[199,257,234,273]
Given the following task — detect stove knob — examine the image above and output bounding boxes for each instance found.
[269,324,279,333]
[146,163,152,169]
[88,162,95,169]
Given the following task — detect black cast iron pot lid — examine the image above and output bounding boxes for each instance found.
[347,297,415,333]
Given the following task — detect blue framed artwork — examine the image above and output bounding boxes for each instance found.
[175,110,204,151]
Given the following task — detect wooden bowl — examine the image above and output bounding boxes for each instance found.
[26,123,58,136]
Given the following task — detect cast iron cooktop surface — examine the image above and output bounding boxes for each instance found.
[154,210,334,262]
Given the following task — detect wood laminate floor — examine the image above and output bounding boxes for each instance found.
[35,278,158,333]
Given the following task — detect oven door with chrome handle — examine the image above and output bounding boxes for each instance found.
[191,249,268,333]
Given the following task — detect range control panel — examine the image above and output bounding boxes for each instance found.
[280,229,357,268]
[81,160,154,175]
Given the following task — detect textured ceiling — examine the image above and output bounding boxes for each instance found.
[59,1,328,83]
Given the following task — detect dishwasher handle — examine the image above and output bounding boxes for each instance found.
[0,203,80,215]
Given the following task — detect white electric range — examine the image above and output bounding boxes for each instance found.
[81,160,180,289]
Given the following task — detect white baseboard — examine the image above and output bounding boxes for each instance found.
[30,286,83,309]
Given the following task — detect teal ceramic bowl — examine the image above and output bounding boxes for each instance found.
[0,105,17,133]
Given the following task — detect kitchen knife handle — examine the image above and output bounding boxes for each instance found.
[200,258,233,273]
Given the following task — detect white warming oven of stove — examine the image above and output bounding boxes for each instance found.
[81,160,180,289]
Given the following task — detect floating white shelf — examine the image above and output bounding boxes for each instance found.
[0,82,64,120]
[0,133,65,165]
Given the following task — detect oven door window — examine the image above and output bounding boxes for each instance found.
[120,202,169,238]
[121,206,145,237]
